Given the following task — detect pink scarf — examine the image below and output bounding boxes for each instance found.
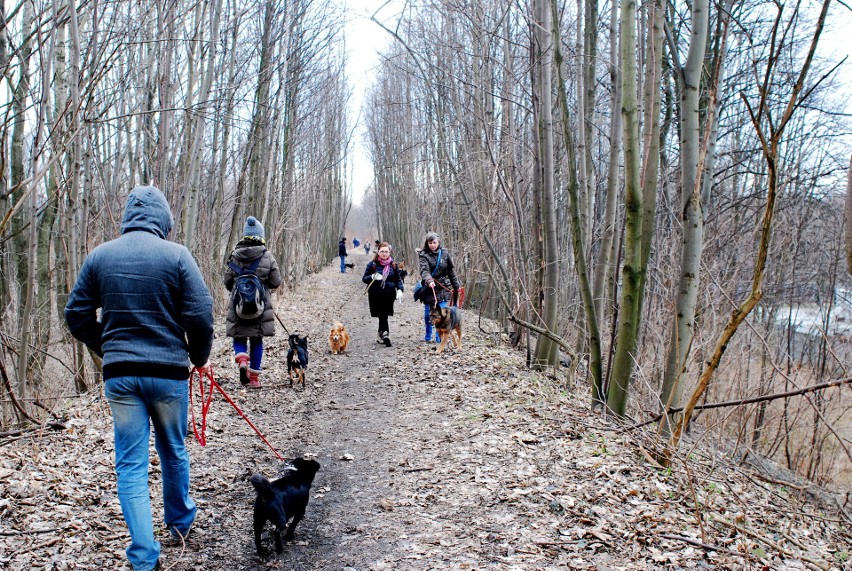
[377,256,394,281]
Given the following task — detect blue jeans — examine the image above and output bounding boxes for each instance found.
[423,301,448,341]
[105,376,197,571]
[340,255,346,272]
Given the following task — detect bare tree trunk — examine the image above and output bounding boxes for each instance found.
[532,0,559,369]
[606,0,644,416]
[156,0,175,188]
[845,154,852,276]
[668,0,832,454]
[9,0,34,320]
[184,0,223,251]
[592,0,621,337]
[552,0,603,406]
[658,0,710,438]
[212,7,240,268]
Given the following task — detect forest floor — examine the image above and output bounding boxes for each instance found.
[1,252,850,571]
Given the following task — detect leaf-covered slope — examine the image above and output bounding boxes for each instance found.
[1,256,848,570]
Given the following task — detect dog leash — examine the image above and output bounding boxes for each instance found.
[272,309,291,335]
[426,280,465,308]
[189,366,286,462]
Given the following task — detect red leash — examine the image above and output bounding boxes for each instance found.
[428,281,465,308]
[189,366,285,461]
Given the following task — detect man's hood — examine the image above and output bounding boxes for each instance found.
[120,186,174,238]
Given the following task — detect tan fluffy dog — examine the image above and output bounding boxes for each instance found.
[328,322,351,354]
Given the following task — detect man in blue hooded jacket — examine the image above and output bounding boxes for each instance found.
[65,186,214,571]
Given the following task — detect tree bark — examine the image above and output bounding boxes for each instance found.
[552,0,603,406]
[606,0,644,416]
[532,0,559,369]
[659,0,710,438]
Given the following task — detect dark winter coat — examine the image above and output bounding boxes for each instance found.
[362,260,404,318]
[65,186,214,380]
[224,242,282,337]
[338,240,347,257]
[418,247,460,306]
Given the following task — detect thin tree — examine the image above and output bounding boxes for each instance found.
[668,0,833,453]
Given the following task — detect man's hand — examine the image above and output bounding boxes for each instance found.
[196,361,212,376]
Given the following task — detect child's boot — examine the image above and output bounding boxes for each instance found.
[235,353,249,386]
[248,368,261,389]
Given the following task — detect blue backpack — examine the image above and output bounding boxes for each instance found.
[228,257,266,320]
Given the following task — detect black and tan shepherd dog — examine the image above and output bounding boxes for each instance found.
[430,305,462,354]
[286,334,309,387]
[249,457,321,556]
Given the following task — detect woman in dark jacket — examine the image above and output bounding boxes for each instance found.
[224,216,282,388]
[362,242,404,347]
[418,232,460,342]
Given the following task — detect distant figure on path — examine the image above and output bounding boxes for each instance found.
[339,237,348,273]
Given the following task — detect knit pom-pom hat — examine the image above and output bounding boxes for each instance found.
[243,216,265,243]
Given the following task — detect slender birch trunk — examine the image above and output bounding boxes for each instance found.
[668,0,832,453]
[532,0,559,369]
[845,153,852,275]
[659,0,710,438]
[553,0,603,406]
[605,0,643,415]
[592,0,621,335]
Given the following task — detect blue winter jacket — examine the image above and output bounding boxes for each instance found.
[65,186,214,380]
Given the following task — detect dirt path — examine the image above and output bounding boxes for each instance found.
[1,254,848,571]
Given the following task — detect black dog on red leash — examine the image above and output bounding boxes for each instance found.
[250,457,321,556]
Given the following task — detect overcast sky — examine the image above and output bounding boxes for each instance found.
[341,0,404,206]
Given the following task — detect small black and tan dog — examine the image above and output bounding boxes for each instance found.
[249,457,321,556]
[430,305,462,354]
[344,262,355,271]
[286,334,309,387]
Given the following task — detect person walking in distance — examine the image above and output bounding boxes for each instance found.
[362,242,405,346]
[65,186,214,571]
[418,232,460,343]
[338,237,348,273]
[224,216,282,389]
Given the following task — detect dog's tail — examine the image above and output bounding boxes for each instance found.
[250,473,276,500]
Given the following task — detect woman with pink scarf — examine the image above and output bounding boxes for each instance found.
[362,242,405,346]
